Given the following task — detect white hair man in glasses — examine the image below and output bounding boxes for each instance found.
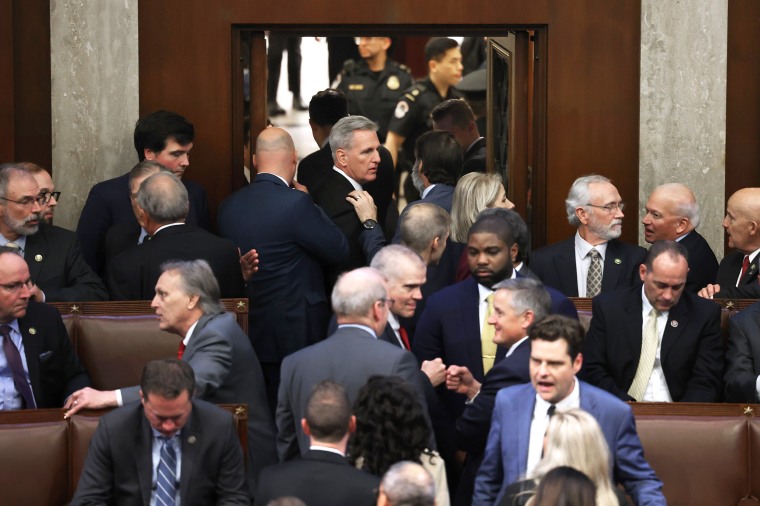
[530,175,647,298]
[0,164,107,302]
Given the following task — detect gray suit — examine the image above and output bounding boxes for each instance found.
[276,326,425,461]
[123,312,277,494]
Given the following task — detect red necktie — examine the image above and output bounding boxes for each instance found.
[398,327,411,351]
[740,255,750,285]
[0,325,36,408]
[177,342,186,360]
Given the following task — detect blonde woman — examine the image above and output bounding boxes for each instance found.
[450,172,515,243]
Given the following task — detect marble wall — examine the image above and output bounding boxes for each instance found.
[50,0,139,230]
[639,0,728,256]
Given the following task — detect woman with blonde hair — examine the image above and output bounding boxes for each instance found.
[450,172,514,243]
[501,408,625,506]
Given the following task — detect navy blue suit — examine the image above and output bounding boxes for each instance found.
[529,236,647,297]
[473,381,665,506]
[76,172,210,276]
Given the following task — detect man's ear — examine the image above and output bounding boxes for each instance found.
[301,418,311,436]
[144,148,156,161]
[187,294,200,310]
[348,415,356,434]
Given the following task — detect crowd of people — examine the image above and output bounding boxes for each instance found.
[1,35,758,506]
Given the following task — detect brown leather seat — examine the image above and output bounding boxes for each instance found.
[69,414,102,496]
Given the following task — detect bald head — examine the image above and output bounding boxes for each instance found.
[399,203,450,265]
[331,267,389,335]
[724,188,760,253]
[642,183,700,243]
[136,172,189,225]
[253,127,297,181]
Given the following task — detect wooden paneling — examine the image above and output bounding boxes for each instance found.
[0,0,13,162]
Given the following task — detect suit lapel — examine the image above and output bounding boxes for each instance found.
[463,278,486,379]
[18,317,41,403]
[23,231,45,282]
[740,255,760,285]
[624,288,644,363]
[136,413,154,505]
[661,296,687,362]
[515,387,535,477]
[179,409,200,503]
[554,238,578,296]
[601,240,624,292]
[183,313,216,359]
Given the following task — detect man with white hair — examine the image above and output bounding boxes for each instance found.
[377,461,436,506]
[530,175,647,297]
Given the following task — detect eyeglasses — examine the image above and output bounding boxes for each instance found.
[38,191,61,204]
[0,194,47,207]
[0,279,33,293]
[585,201,625,213]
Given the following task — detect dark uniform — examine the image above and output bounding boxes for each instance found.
[337,59,412,143]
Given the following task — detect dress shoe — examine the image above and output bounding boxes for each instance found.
[268,101,286,116]
[292,96,308,111]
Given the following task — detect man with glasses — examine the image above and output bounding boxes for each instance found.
[0,164,107,302]
[18,163,60,224]
[0,245,89,410]
[530,174,647,297]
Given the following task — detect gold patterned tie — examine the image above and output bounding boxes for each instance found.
[481,293,497,374]
[628,308,660,401]
[586,248,602,297]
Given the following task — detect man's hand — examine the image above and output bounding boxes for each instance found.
[345,190,377,223]
[446,365,482,400]
[63,387,119,418]
[239,248,260,282]
[292,179,309,194]
[421,358,446,387]
[28,282,44,303]
[698,283,721,299]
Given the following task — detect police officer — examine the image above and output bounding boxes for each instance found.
[337,37,412,143]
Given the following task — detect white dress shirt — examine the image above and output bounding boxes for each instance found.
[574,233,609,297]
[640,287,673,402]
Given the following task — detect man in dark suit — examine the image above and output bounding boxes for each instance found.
[473,316,665,506]
[76,110,210,276]
[276,267,427,461]
[0,246,89,409]
[298,89,395,233]
[725,300,760,402]
[257,381,379,506]
[217,127,349,409]
[431,98,486,175]
[642,183,718,293]
[530,175,647,297]
[0,164,107,302]
[699,187,760,299]
[581,241,723,402]
[67,259,277,495]
[71,359,249,505]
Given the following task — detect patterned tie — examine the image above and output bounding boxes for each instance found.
[0,325,36,408]
[628,308,660,401]
[176,342,186,360]
[586,248,602,297]
[155,436,178,506]
[481,293,497,374]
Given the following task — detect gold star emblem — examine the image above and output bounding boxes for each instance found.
[236,300,247,311]
[744,406,754,416]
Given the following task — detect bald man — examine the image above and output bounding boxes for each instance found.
[700,188,760,299]
[642,183,718,292]
[218,127,349,409]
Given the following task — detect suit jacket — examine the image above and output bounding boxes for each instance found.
[580,284,723,402]
[256,449,379,506]
[25,223,108,302]
[71,398,249,505]
[76,172,211,276]
[103,222,142,271]
[217,173,348,363]
[106,224,245,301]
[297,142,395,230]
[725,300,760,402]
[19,301,90,408]
[276,326,426,461]
[461,137,486,175]
[679,230,718,293]
[714,250,760,298]
[473,381,665,506]
[327,316,404,349]
[529,236,647,297]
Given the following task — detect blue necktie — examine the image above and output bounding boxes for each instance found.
[155,436,177,506]
[0,325,36,409]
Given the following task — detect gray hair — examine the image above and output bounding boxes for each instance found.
[492,277,552,330]
[451,172,504,243]
[370,245,425,282]
[136,172,189,223]
[673,198,701,230]
[160,259,224,315]
[0,164,32,199]
[128,160,170,187]
[399,203,451,255]
[331,267,387,318]
[328,115,378,161]
[380,461,435,506]
[565,175,612,227]
[479,207,529,262]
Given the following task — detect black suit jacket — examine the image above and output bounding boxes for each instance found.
[25,223,108,302]
[679,231,718,293]
[725,301,760,402]
[715,250,760,298]
[106,224,245,300]
[256,449,379,506]
[71,399,249,505]
[581,284,723,402]
[103,222,142,271]
[20,301,90,408]
[529,236,647,297]
[461,137,486,175]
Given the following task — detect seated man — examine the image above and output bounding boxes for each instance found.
[18,162,59,224]
[257,381,379,506]
[581,240,723,402]
[724,300,760,402]
[377,461,436,506]
[71,359,249,504]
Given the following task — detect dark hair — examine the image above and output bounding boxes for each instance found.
[309,88,348,126]
[424,37,458,63]
[415,131,461,185]
[468,212,515,248]
[431,99,475,129]
[134,110,195,161]
[529,315,585,361]
[349,376,431,476]
[532,466,596,506]
[305,381,352,443]
[140,358,195,400]
[479,208,529,262]
[644,240,688,270]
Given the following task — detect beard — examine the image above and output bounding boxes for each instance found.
[587,218,622,241]
[4,211,39,236]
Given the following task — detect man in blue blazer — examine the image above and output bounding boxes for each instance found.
[473,315,665,506]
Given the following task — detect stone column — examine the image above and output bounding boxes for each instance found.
[639,0,728,257]
[50,0,139,230]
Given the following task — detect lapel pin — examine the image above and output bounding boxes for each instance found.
[29,327,36,334]
[614,258,621,265]
[670,320,678,328]
[187,435,197,444]
[34,254,42,262]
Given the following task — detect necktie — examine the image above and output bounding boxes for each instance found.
[628,308,660,401]
[155,436,178,506]
[398,327,411,350]
[547,404,556,418]
[739,255,750,286]
[481,293,497,374]
[586,248,602,297]
[176,342,186,360]
[0,325,36,408]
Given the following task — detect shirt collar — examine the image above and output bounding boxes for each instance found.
[386,312,400,331]
[421,184,436,199]
[641,285,669,320]
[575,232,608,259]
[182,319,201,346]
[0,235,27,253]
[534,376,581,413]
[332,167,363,192]
[154,222,185,235]
[310,445,345,457]
[260,172,290,187]
[337,323,377,339]
[506,335,529,357]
